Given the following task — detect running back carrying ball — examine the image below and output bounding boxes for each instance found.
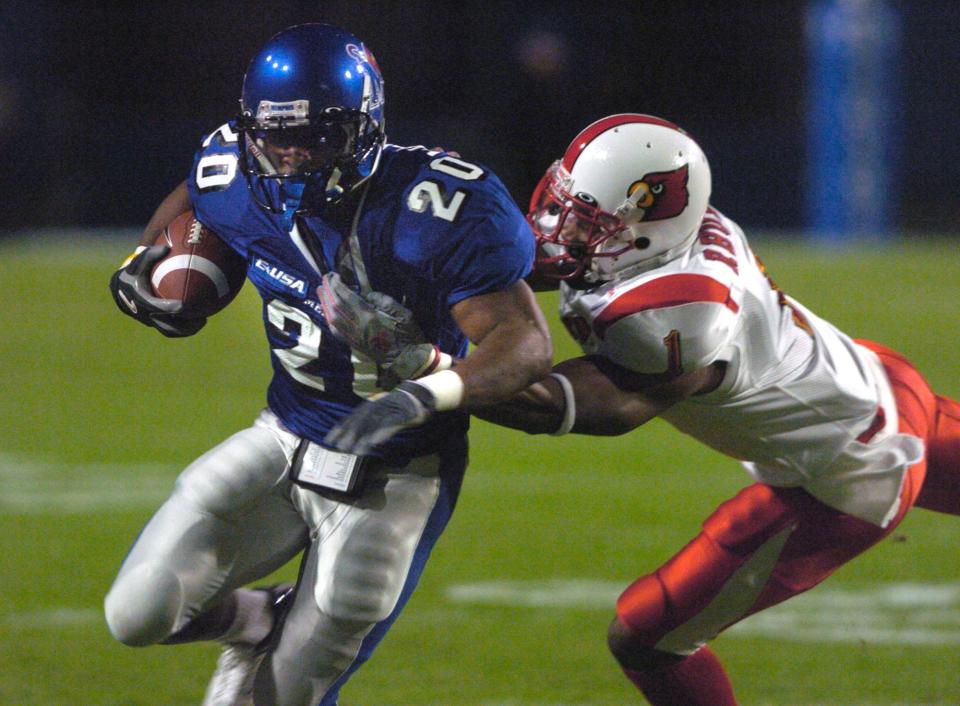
[151,210,247,317]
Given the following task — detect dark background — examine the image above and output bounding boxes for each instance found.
[0,1,957,236]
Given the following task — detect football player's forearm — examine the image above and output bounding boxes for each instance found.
[554,356,730,435]
[447,280,552,410]
[472,374,565,434]
[455,316,553,409]
[553,357,667,436]
[473,361,656,437]
[139,181,193,246]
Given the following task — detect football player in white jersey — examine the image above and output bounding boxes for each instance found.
[326,113,960,705]
[470,113,960,705]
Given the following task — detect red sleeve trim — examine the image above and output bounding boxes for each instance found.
[594,274,739,339]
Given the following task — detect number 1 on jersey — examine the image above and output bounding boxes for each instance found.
[664,329,683,375]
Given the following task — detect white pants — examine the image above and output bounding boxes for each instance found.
[104,409,465,705]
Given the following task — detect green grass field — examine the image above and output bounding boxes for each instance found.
[1,234,958,705]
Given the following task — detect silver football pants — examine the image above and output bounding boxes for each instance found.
[104,408,464,705]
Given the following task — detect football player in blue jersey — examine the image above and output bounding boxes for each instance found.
[105,23,551,706]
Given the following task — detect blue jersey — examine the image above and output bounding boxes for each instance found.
[186,123,534,462]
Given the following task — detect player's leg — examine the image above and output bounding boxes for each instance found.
[857,339,960,516]
[103,410,307,647]
[916,393,960,515]
[610,341,939,705]
[251,443,467,706]
[608,482,796,706]
[607,473,927,706]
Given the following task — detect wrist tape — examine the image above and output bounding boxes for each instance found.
[415,369,464,411]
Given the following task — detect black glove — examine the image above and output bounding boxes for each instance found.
[324,380,437,455]
[109,245,207,338]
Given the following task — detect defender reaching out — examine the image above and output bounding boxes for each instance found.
[478,113,960,705]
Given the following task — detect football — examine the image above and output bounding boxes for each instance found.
[151,210,247,317]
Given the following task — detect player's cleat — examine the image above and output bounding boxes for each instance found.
[201,584,295,706]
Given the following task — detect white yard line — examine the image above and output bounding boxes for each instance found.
[5,451,959,647]
[2,608,102,629]
[0,453,176,513]
[6,580,960,650]
[446,579,960,646]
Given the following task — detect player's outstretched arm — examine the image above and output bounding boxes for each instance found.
[324,280,553,455]
[474,355,727,436]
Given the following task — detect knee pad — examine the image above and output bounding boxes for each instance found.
[703,483,794,555]
[104,563,183,646]
[313,522,412,624]
[607,616,685,671]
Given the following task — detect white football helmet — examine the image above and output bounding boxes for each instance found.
[528,114,711,283]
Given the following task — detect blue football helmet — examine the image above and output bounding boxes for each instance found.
[236,23,386,213]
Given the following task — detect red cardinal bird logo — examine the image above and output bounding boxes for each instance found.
[626,164,689,221]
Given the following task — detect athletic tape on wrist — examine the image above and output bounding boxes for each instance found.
[416,369,464,411]
[548,372,576,436]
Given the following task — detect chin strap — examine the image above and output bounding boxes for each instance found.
[346,181,374,293]
[324,167,344,201]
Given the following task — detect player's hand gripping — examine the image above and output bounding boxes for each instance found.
[109,245,206,338]
[324,380,437,455]
[318,272,445,388]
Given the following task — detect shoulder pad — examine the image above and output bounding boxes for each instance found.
[594,273,740,374]
[389,152,533,303]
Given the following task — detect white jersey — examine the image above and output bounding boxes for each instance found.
[559,207,924,527]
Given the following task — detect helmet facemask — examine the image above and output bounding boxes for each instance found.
[528,162,636,284]
[236,102,383,215]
